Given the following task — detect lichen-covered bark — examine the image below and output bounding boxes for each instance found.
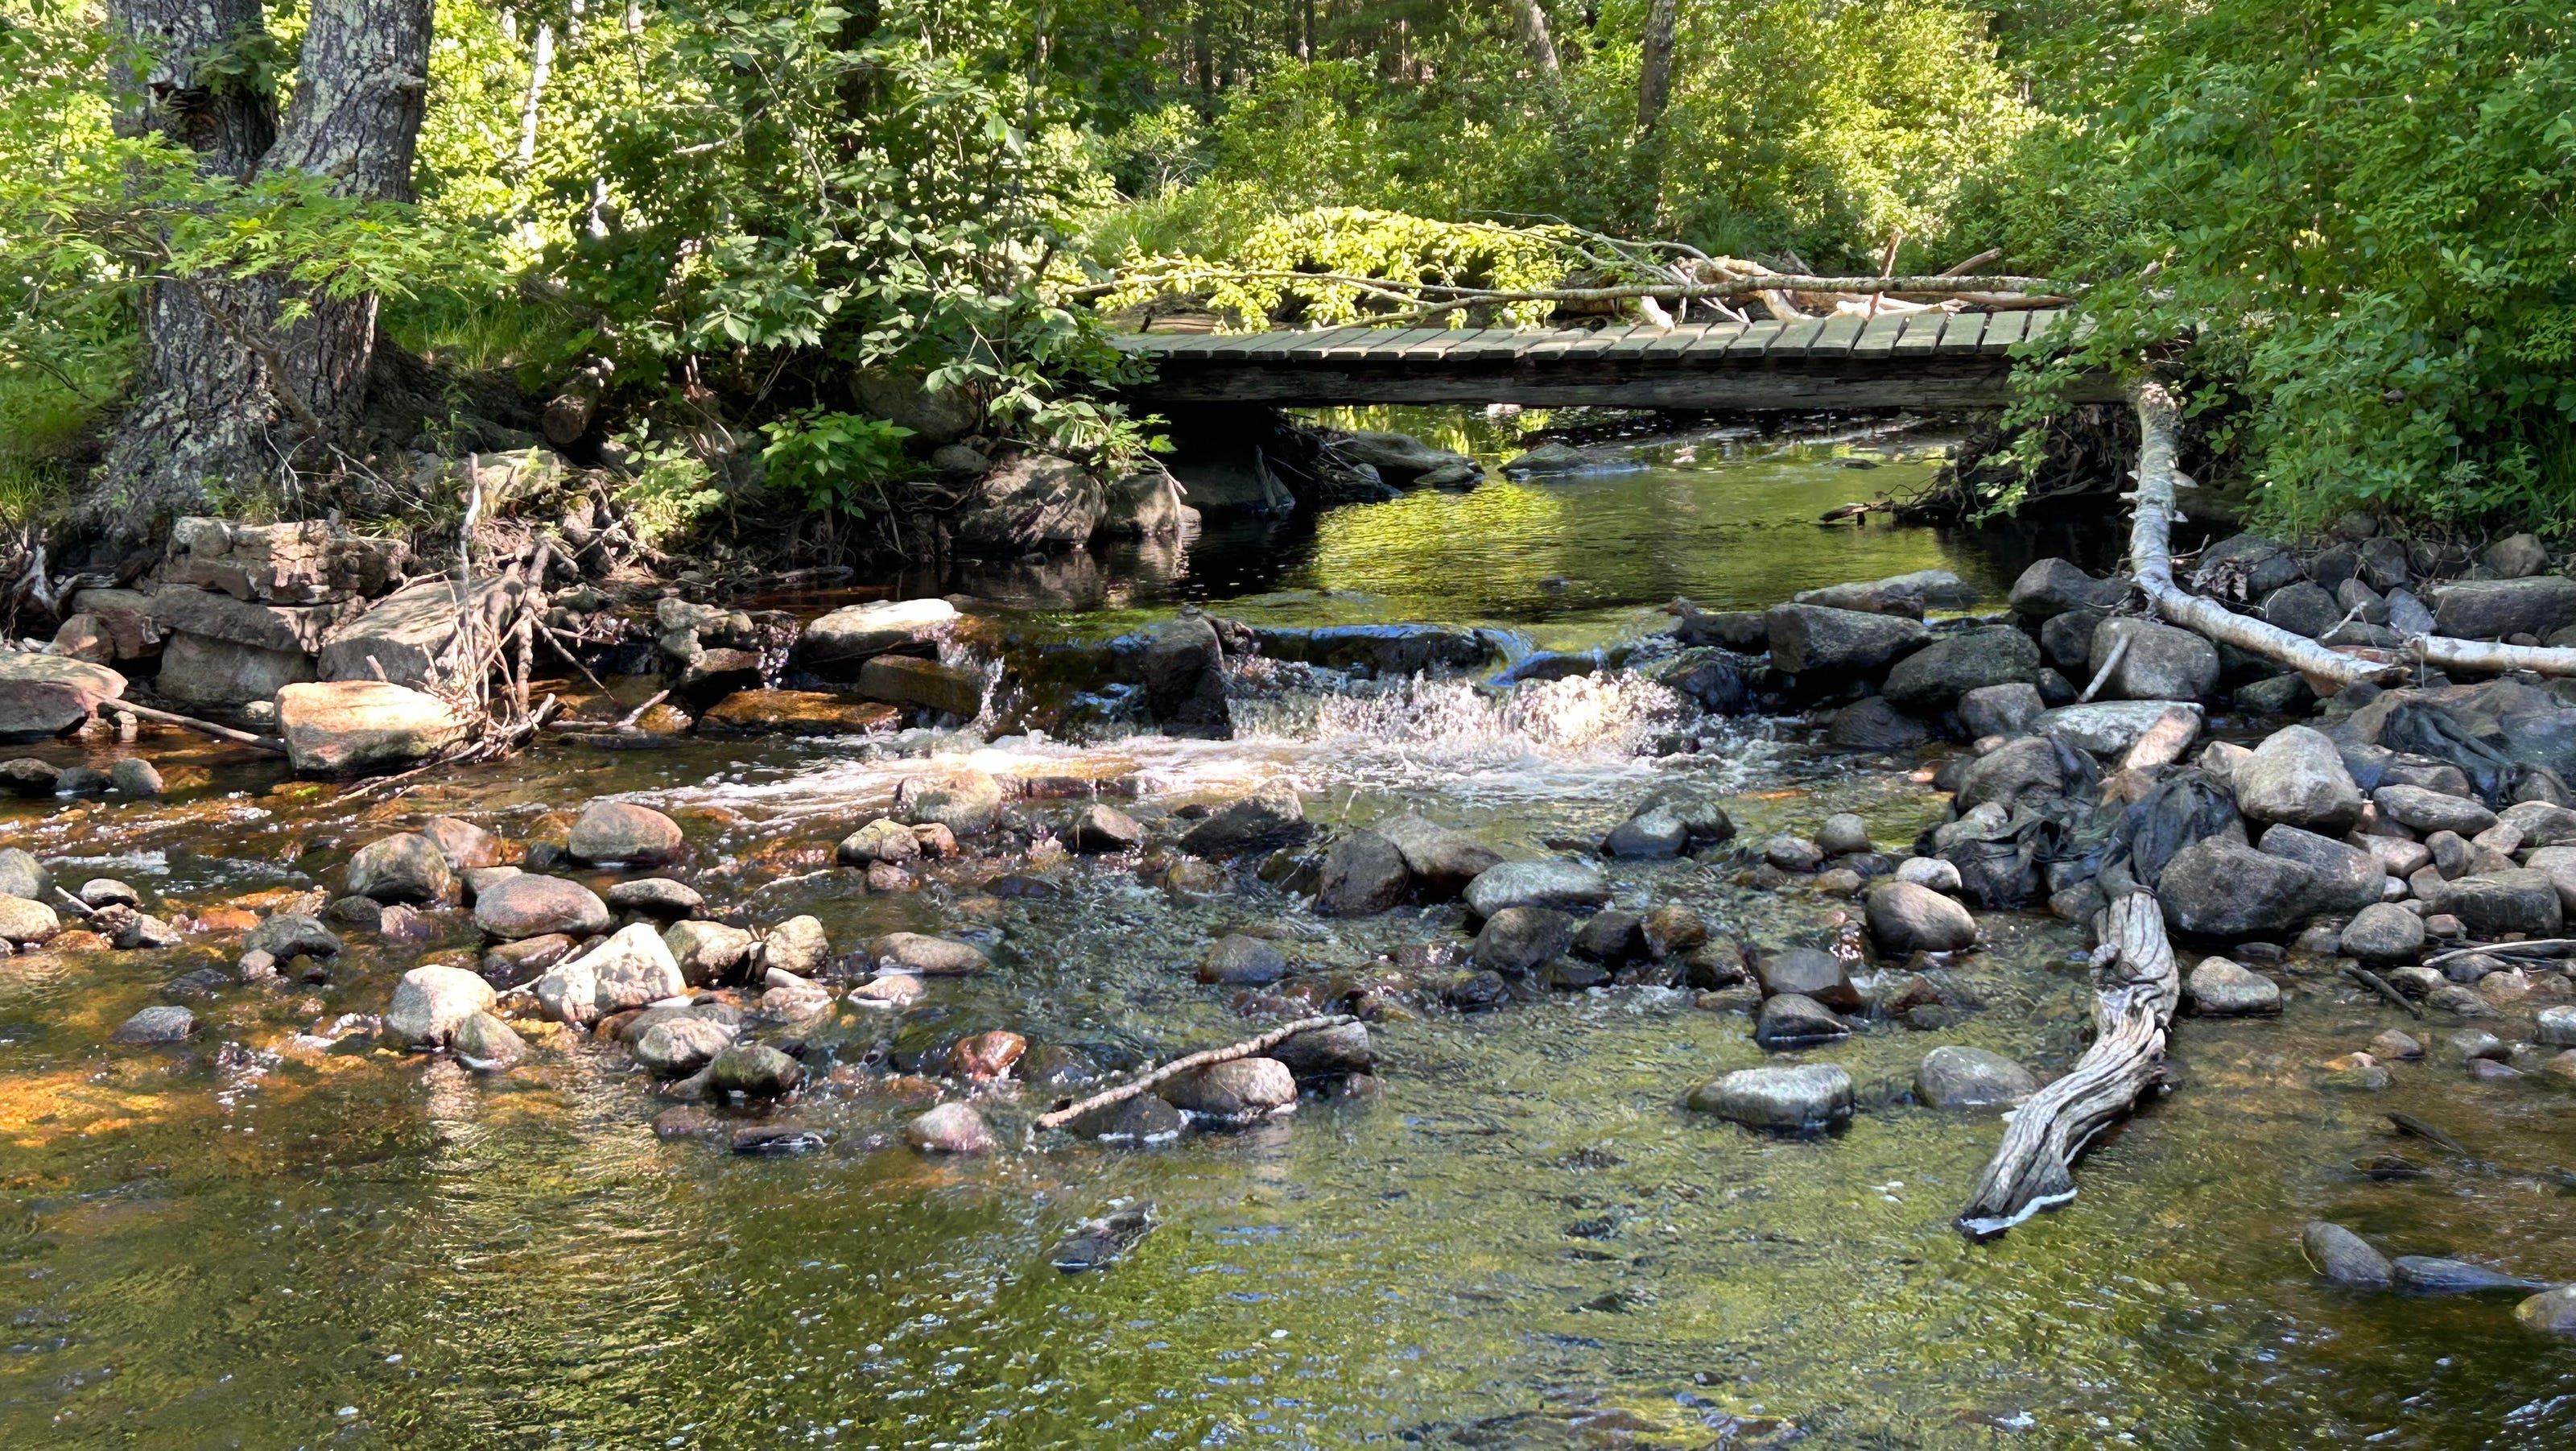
[94,0,431,542]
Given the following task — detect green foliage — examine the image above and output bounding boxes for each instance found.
[614,436,729,545]
[1966,0,2576,531]
[1103,207,1592,329]
[759,407,913,519]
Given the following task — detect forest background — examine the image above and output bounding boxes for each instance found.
[2,0,2571,548]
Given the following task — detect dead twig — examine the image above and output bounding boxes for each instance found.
[1034,1015,1356,1131]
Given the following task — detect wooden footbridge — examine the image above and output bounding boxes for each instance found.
[1112,308,2112,411]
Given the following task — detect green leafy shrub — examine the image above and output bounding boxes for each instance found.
[759,409,914,519]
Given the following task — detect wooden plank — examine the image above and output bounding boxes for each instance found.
[1563,324,1644,358]
[1852,313,1907,360]
[1273,327,1374,361]
[1764,317,1830,358]
[1678,321,1750,355]
[1724,320,1788,357]
[1646,323,1718,354]
[1978,311,2032,355]
[1397,329,1481,360]
[1891,312,1945,358]
[1608,325,1675,353]
[1808,314,1867,358]
[2021,308,2065,350]
[1318,327,1403,360]
[1366,328,1447,361]
[1236,331,1303,363]
[1447,328,1530,363]
[1936,312,1989,353]
[1521,328,1592,362]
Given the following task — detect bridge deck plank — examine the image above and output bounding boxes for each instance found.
[1979,311,2032,354]
[1892,312,1946,358]
[1648,323,1719,354]
[1938,312,1989,352]
[1852,313,1908,359]
[1810,314,1866,357]
[1678,321,1749,355]
[1724,320,1788,356]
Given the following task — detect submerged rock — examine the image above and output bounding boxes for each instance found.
[2301,1222,2394,1288]
[1176,779,1307,856]
[1373,814,1503,895]
[869,932,990,976]
[110,1004,195,1044]
[1686,1064,1854,1134]
[1199,934,1289,985]
[1914,1046,2035,1110]
[2187,957,2282,1015]
[1159,1057,1297,1121]
[906,1102,993,1155]
[1754,992,1850,1050]
[2392,1256,2546,1296]
[568,801,684,865]
[1463,860,1609,918]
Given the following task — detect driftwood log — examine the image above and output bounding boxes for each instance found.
[1958,891,2180,1238]
[1034,1014,1356,1131]
[2128,382,2401,692]
[115,701,287,754]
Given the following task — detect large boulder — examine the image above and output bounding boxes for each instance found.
[1463,859,1610,918]
[1335,431,1476,486]
[1955,735,2067,814]
[148,586,353,655]
[795,597,959,674]
[1881,626,2041,713]
[1134,614,1232,736]
[345,833,457,905]
[2438,869,2563,937]
[1685,1064,1853,1134]
[2008,559,2128,619]
[894,769,1005,836]
[1100,469,1199,539]
[0,654,126,741]
[2089,618,2219,702]
[1790,569,1975,618]
[952,453,1100,553]
[2430,576,2576,640]
[0,894,61,945]
[2233,726,2364,833]
[315,576,526,688]
[473,874,610,940]
[2260,581,2343,639]
[1176,779,1307,856]
[2160,837,2318,937]
[1764,605,1929,676]
[853,367,978,443]
[2256,825,2384,914]
[276,681,469,775]
[856,655,985,719]
[163,517,407,603]
[554,922,687,1014]
[2340,903,2427,965]
[1827,697,1930,750]
[1372,814,1503,896]
[382,965,497,1050]
[155,633,315,706]
[568,801,685,865]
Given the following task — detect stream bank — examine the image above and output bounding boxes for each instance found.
[2,409,2574,1449]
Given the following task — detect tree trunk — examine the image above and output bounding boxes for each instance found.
[94,0,434,542]
[1518,1,1563,79]
[1637,0,1678,132]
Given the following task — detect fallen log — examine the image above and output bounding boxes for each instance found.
[1958,890,2178,1238]
[2128,382,2402,691]
[1034,1014,1356,1132]
[2404,634,2576,679]
[115,701,288,754]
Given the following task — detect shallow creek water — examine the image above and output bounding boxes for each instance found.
[2,416,2572,1449]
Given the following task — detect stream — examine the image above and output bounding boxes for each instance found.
[2,411,2571,1449]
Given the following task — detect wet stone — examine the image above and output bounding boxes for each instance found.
[1753,948,1860,1012]
[2302,1222,2394,1288]
[608,878,704,920]
[1571,909,1645,964]
[1686,1064,1854,1134]
[568,800,685,865]
[243,912,341,963]
[1754,992,1850,1051]
[1463,860,1609,918]
[111,1005,195,1044]
[109,758,163,795]
[1067,803,1146,854]
[1913,1045,2036,1110]
[2188,957,2282,1015]
[1199,934,1288,985]
[473,874,609,940]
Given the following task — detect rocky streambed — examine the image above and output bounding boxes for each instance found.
[2,422,2574,1448]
